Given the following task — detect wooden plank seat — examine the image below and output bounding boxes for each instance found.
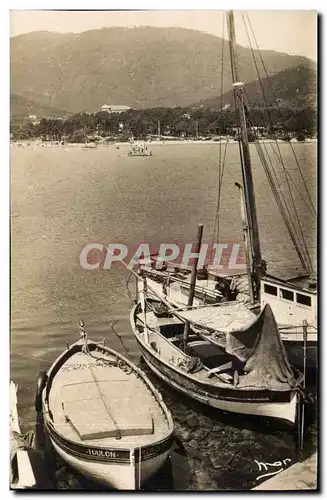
[187,340,212,348]
[166,336,183,343]
[207,362,233,382]
[61,381,154,440]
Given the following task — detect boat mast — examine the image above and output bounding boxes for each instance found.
[195,120,199,139]
[227,10,264,297]
[183,224,204,351]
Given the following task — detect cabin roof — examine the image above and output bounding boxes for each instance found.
[262,273,317,295]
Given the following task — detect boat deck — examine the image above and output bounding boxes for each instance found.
[47,349,170,448]
[137,312,236,387]
[136,306,297,393]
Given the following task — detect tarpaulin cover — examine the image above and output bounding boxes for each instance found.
[228,304,302,391]
[176,302,256,333]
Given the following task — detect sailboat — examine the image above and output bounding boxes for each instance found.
[130,270,302,424]
[128,11,315,424]
[138,11,317,369]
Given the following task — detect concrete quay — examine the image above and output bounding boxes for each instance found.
[252,453,318,491]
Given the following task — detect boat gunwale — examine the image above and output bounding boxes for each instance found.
[44,418,174,464]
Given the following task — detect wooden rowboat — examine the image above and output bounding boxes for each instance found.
[39,323,174,490]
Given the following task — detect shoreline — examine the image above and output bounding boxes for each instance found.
[10,138,318,148]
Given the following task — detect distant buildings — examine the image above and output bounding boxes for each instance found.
[28,114,39,125]
[100,104,131,114]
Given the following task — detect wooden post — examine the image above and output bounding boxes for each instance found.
[183,224,204,351]
[10,382,36,489]
[300,319,308,458]
[139,277,149,344]
[135,274,139,303]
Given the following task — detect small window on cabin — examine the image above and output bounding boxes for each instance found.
[264,284,278,296]
[296,293,311,307]
[280,288,294,301]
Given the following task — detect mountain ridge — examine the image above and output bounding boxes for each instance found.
[11,93,68,119]
[11,27,316,112]
[192,66,317,109]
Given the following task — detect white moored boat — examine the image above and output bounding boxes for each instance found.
[130,279,303,425]
[38,322,174,490]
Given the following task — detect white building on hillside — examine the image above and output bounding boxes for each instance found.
[101,104,131,114]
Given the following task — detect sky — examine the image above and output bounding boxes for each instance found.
[10,9,317,61]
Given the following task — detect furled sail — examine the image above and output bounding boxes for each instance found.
[175,302,301,391]
[227,304,302,391]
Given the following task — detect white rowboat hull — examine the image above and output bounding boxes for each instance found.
[50,439,170,490]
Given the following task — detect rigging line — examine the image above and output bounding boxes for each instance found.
[242,10,306,221]
[257,133,308,249]
[241,13,272,129]
[211,12,226,251]
[242,13,282,140]
[255,143,310,272]
[254,141,310,271]
[212,141,227,244]
[240,18,305,248]
[273,136,315,235]
[288,140,317,216]
[241,94,293,246]
[245,12,316,214]
[259,141,312,271]
[268,141,316,217]
[243,104,308,264]
[219,141,228,195]
[240,65,314,266]
[241,21,294,195]
[109,322,129,356]
[125,271,135,301]
[245,13,280,104]
[243,92,311,267]
[263,134,313,270]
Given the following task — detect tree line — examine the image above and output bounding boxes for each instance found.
[10,106,317,142]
